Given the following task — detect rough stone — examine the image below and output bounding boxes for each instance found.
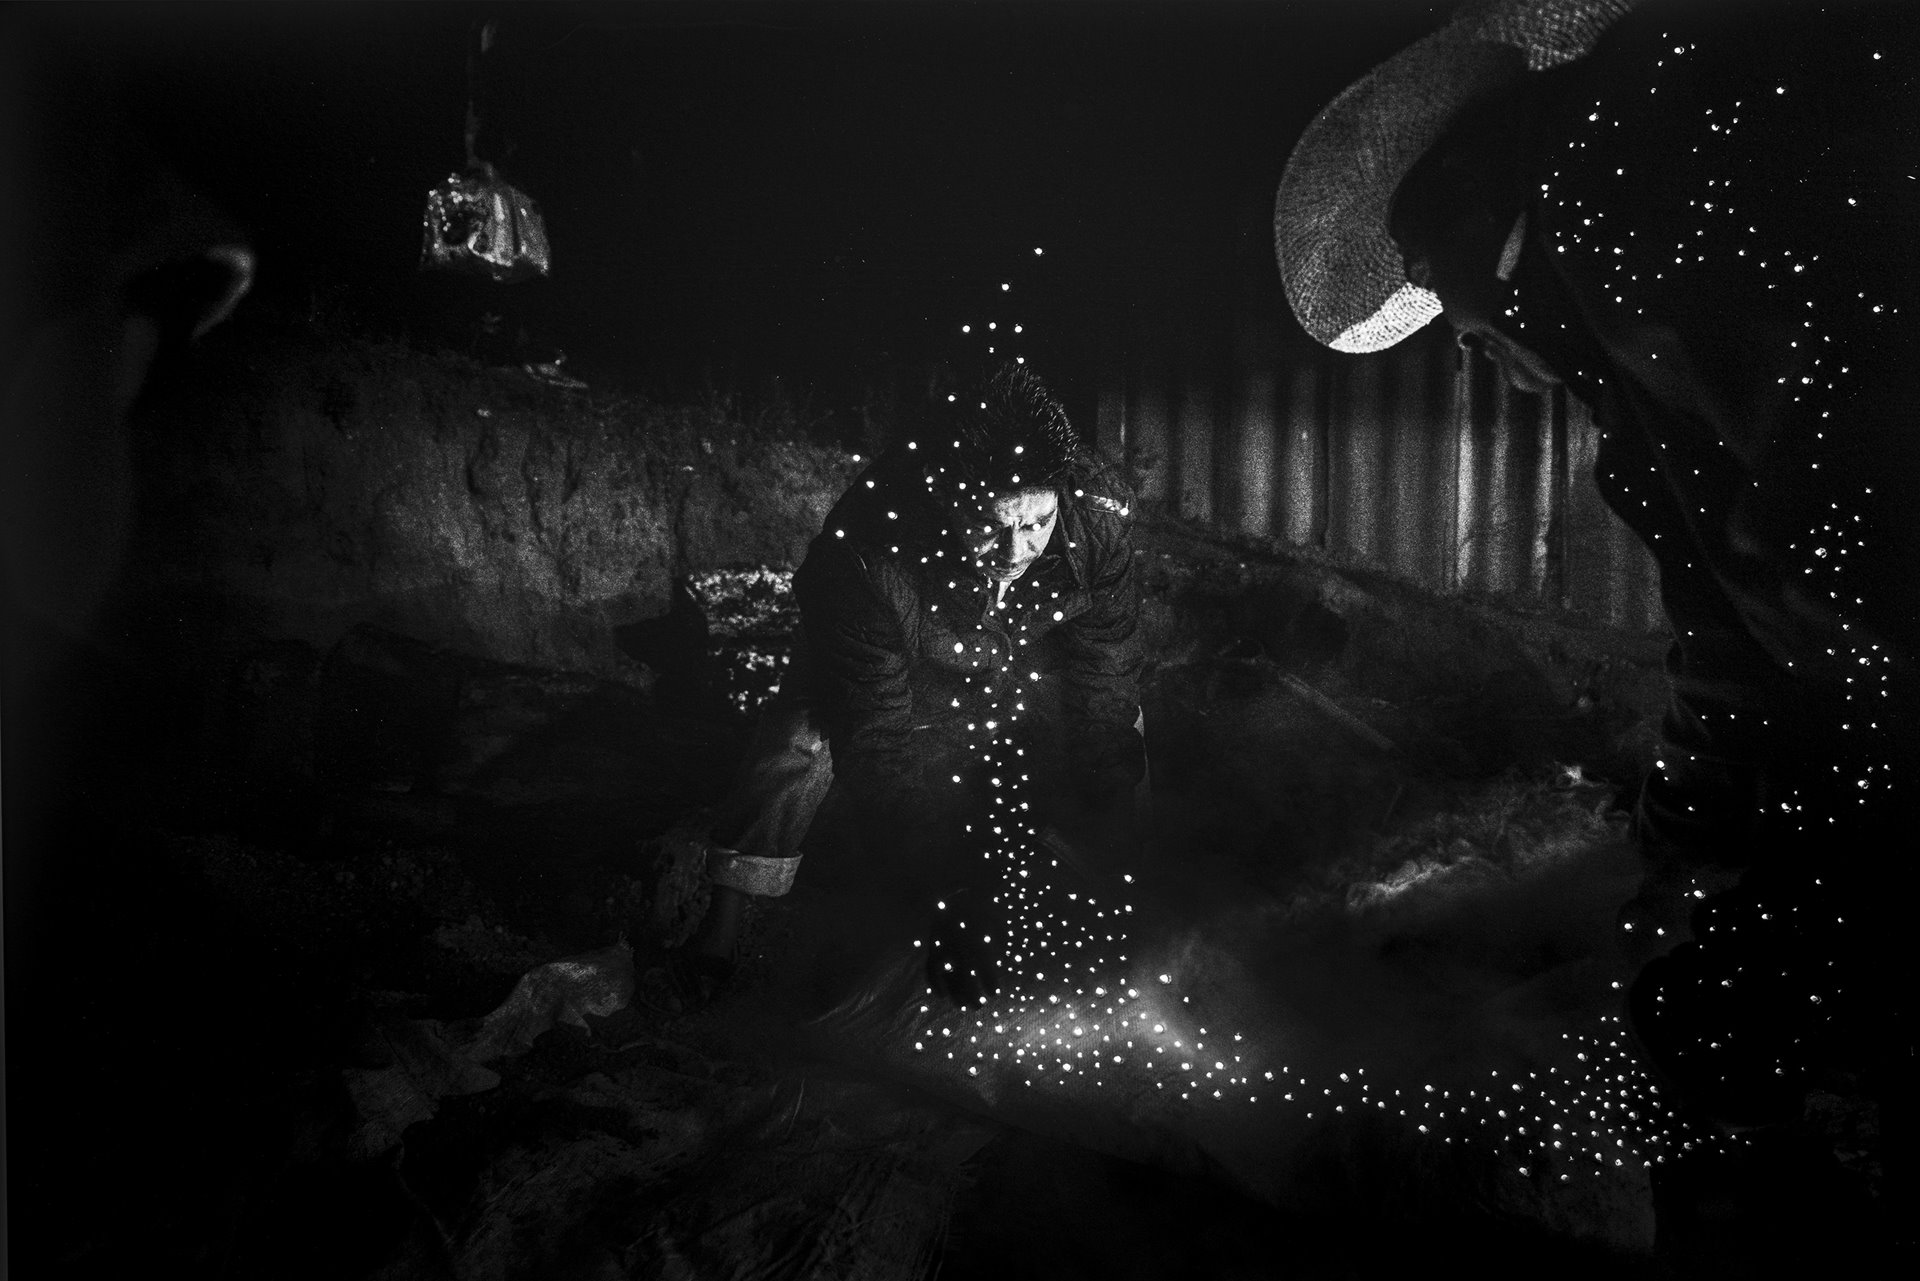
[128,328,859,684]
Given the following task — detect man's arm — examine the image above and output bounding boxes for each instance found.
[793,538,920,814]
[1055,507,1146,802]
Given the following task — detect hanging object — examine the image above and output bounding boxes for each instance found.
[420,164,551,282]
[419,18,551,282]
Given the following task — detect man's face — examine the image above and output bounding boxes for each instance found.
[959,487,1058,584]
[1400,226,1562,398]
[1391,126,1563,399]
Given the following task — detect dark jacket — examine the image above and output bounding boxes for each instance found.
[792,448,1144,819]
[1497,1,1920,863]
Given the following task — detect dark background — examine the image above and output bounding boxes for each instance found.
[6,10,1910,1278]
[43,1,1442,411]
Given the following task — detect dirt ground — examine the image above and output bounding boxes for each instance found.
[4,539,1903,1280]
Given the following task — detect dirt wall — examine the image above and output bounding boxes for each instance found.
[127,328,860,684]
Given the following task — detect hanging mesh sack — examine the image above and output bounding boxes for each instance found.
[420,162,551,283]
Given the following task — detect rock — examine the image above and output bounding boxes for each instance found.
[127,328,858,684]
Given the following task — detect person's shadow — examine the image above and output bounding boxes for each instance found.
[613,576,735,719]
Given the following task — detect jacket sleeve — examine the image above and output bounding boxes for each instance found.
[1055,514,1145,801]
[793,539,920,814]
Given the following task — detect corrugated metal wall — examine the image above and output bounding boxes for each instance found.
[1095,326,1665,633]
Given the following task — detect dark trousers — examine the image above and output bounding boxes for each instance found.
[705,692,1148,898]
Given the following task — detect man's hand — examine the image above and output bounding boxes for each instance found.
[924,888,1001,1008]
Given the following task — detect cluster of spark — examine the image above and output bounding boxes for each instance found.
[901,731,1739,1175]
[1516,36,1890,1082]
[908,666,1270,1111]
[844,251,1739,1182]
[1531,38,1898,820]
[855,254,1267,1108]
[902,713,1736,1173]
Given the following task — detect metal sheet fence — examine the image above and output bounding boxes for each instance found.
[1094,326,1665,633]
